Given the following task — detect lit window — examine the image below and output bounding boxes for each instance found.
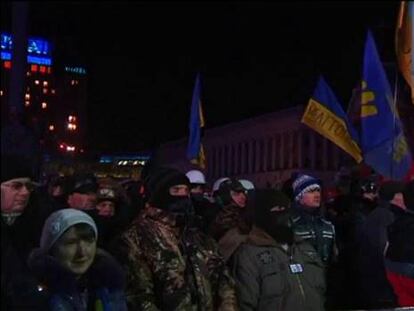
[41,102,47,109]
[43,88,48,94]
[39,66,46,74]
[25,101,30,106]
[31,64,38,72]
[26,71,31,76]
[4,61,11,69]
[25,94,30,100]
[34,80,40,85]
[67,123,77,131]
[43,81,48,87]
[49,125,55,131]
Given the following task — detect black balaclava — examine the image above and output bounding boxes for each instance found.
[255,189,293,245]
[145,167,193,215]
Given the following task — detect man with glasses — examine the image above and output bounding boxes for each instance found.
[1,155,45,308]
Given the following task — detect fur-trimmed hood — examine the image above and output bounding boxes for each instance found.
[28,248,125,293]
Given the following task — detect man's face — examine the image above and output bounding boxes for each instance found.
[300,189,321,208]
[230,190,247,208]
[190,184,204,195]
[67,192,97,210]
[96,200,115,217]
[1,178,33,213]
[169,184,190,197]
[52,226,97,277]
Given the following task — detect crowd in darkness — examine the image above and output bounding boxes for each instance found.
[1,153,413,310]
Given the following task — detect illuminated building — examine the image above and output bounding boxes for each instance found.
[0,32,87,156]
[158,105,353,188]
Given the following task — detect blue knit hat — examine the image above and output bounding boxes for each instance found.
[292,174,321,201]
[40,209,98,251]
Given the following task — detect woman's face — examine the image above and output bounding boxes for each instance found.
[52,225,97,277]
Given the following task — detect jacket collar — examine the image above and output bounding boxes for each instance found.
[28,248,125,292]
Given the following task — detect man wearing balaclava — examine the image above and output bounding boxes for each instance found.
[121,167,237,310]
[291,174,337,266]
[232,189,326,311]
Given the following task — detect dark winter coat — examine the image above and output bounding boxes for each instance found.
[1,193,50,309]
[15,248,128,311]
[232,226,326,311]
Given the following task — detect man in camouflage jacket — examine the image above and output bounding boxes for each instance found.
[122,167,238,310]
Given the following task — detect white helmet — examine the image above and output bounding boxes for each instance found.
[212,177,230,193]
[239,179,255,191]
[186,170,206,185]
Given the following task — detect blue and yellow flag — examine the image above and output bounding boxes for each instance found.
[361,30,412,180]
[186,73,206,168]
[301,76,363,163]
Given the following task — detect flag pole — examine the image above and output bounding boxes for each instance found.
[391,65,400,179]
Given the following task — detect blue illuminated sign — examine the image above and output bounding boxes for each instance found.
[1,51,51,65]
[27,55,52,65]
[28,38,50,56]
[1,34,12,51]
[1,33,51,56]
[1,51,11,60]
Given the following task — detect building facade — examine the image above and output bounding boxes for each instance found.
[158,105,353,188]
[0,33,87,157]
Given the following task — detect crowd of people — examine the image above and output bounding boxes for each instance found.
[1,154,413,310]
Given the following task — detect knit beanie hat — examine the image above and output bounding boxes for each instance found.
[292,174,321,201]
[1,155,34,182]
[145,167,190,208]
[40,208,98,251]
[67,173,98,194]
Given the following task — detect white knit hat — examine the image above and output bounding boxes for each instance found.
[40,208,98,251]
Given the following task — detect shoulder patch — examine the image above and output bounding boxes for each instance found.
[256,250,275,264]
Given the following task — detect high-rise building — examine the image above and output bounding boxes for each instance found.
[0,32,87,157]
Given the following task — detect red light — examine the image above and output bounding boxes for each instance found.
[4,61,11,69]
[39,66,46,74]
[31,64,38,72]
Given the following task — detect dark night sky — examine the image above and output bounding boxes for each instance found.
[1,1,400,153]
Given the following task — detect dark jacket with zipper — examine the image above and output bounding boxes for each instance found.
[232,226,326,311]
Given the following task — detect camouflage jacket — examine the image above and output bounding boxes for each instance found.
[122,206,238,311]
[209,204,249,241]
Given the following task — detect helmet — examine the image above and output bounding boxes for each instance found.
[185,170,206,185]
[212,177,230,193]
[239,179,255,191]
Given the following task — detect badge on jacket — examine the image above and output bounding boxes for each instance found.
[289,263,303,274]
[257,251,274,264]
